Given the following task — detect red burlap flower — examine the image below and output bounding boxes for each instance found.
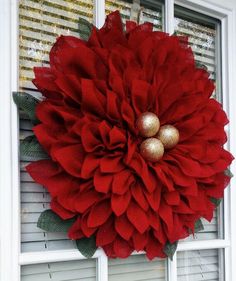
[27,11,233,259]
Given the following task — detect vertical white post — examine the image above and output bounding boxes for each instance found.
[97,252,108,281]
[225,9,236,281]
[0,0,20,281]
[165,1,177,280]
[168,255,177,281]
[95,0,106,28]
[165,0,175,34]
[94,1,108,279]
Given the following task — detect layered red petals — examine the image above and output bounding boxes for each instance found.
[27,10,233,260]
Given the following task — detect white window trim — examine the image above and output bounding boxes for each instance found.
[0,0,236,280]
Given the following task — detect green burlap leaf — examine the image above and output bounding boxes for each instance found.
[20,135,49,161]
[78,18,93,40]
[76,236,97,258]
[13,92,39,124]
[225,168,234,178]
[164,241,178,260]
[195,61,208,70]
[37,209,76,232]
[210,197,222,207]
[194,219,204,233]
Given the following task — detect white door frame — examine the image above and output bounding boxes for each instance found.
[1,0,236,280]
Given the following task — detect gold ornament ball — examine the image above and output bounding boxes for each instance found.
[156,125,179,149]
[140,138,164,162]
[136,112,160,137]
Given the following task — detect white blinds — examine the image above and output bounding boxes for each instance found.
[175,10,221,242]
[174,9,223,281]
[177,249,222,281]
[21,259,96,281]
[105,0,163,30]
[19,0,94,252]
[175,19,216,79]
[20,118,76,252]
[174,12,218,89]
[108,255,166,281]
[19,0,94,90]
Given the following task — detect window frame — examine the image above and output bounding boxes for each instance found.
[1,0,236,280]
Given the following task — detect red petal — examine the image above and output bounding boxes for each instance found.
[144,188,161,211]
[100,155,124,173]
[50,198,75,219]
[111,192,131,216]
[131,79,152,115]
[112,170,133,195]
[131,181,149,211]
[127,201,149,233]
[115,214,134,240]
[146,235,166,260]
[33,67,61,99]
[159,202,174,234]
[87,200,112,227]
[81,155,100,179]
[94,169,113,193]
[80,213,96,237]
[132,232,148,251]
[113,237,133,258]
[26,160,60,185]
[81,79,106,117]
[96,217,117,246]
[164,191,180,205]
[53,144,84,177]
[68,217,84,240]
[74,190,102,213]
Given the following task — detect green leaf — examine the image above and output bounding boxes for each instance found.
[195,61,208,71]
[20,135,49,161]
[225,168,234,178]
[164,241,178,260]
[13,92,39,124]
[37,209,76,232]
[76,236,97,258]
[210,197,222,207]
[78,18,93,40]
[194,219,204,233]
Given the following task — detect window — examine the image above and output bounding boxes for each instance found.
[0,0,236,281]
[19,0,94,253]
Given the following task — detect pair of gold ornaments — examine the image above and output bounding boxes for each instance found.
[136,112,180,162]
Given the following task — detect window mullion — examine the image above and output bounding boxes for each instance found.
[165,0,175,33]
[0,0,20,280]
[167,255,177,281]
[95,0,105,28]
[165,1,176,280]
[97,252,108,281]
[177,239,230,252]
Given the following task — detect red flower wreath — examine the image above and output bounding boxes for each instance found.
[27,11,233,259]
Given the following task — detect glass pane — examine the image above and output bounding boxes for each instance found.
[174,7,223,241]
[19,0,94,252]
[177,249,224,281]
[108,254,166,281]
[174,7,221,99]
[21,259,96,281]
[105,0,164,31]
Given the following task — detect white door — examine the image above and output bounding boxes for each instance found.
[1,0,236,280]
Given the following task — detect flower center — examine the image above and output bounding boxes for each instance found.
[136,112,179,162]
